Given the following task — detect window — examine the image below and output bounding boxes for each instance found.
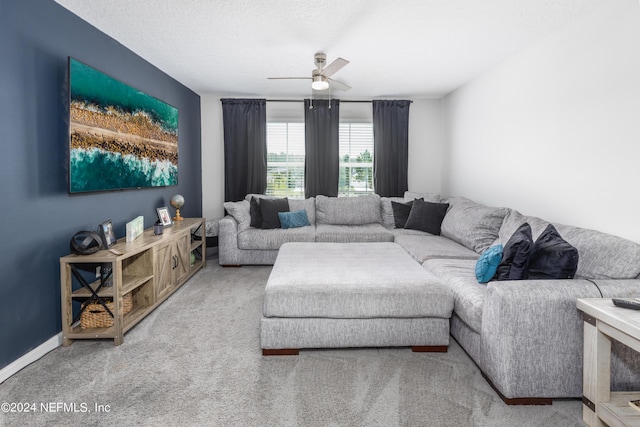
[266,122,305,198]
[339,123,374,196]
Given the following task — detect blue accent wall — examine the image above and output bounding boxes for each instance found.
[0,0,202,369]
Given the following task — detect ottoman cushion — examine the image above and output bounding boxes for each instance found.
[263,242,453,319]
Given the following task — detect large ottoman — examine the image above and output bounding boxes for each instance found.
[261,242,454,355]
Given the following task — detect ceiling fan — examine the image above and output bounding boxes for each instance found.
[268,52,351,92]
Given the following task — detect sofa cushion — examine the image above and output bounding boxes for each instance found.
[395,235,479,264]
[403,191,440,203]
[238,226,316,250]
[315,223,394,243]
[422,258,486,333]
[316,194,382,225]
[260,198,289,229]
[404,200,449,235]
[527,224,578,280]
[278,210,310,229]
[223,200,251,232]
[554,223,640,279]
[391,228,433,238]
[440,197,509,254]
[380,196,405,229]
[496,223,533,281]
[289,198,316,226]
[496,209,550,244]
[475,244,503,284]
[499,209,640,279]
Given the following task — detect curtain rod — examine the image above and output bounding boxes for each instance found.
[265,99,412,103]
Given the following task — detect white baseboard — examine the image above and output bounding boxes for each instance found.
[0,333,63,384]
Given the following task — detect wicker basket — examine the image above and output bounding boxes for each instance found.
[80,292,133,329]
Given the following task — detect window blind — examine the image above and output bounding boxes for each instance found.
[266,122,305,198]
[339,123,374,196]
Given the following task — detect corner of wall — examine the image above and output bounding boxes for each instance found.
[200,95,225,221]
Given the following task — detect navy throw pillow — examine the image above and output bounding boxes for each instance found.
[527,224,579,279]
[403,200,450,235]
[278,210,311,229]
[475,244,503,284]
[260,198,289,229]
[249,197,262,228]
[391,200,414,228]
[496,222,533,281]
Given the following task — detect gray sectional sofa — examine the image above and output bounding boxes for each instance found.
[219,192,640,403]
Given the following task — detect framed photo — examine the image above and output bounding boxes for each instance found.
[156,207,173,227]
[98,220,116,248]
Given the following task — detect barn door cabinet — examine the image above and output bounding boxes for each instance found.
[155,232,190,301]
[60,218,205,346]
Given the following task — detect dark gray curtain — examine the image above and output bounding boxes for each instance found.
[373,100,411,197]
[221,99,267,201]
[304,99,340,198]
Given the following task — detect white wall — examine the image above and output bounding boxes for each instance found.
[408,99,443,194]
[442,0,640,243]
[201,97,445,220]
[201,94,225,221]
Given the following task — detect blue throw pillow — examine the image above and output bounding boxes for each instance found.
[278,210,310,229]
[475,244,504,283]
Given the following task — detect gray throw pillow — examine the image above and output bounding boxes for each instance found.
[440,197,509,254]
[223,200,251,232]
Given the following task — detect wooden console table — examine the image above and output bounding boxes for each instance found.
[577,298,640,426]
[60,218,205,346]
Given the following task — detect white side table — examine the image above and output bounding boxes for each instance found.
[577,298,640,427]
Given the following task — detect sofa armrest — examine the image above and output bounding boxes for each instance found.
[218,216,240,265]
[480,279,601,399]
[591,279,640,298]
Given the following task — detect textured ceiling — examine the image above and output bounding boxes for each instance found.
[55,0,610,98]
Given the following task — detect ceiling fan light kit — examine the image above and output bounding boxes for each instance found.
[311,74,329,91]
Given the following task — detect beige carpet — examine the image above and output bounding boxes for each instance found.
[0,262,584,427]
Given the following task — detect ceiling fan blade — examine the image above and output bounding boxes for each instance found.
[267,77,311,80]
[328,78,351,91]
[321,57,349,78]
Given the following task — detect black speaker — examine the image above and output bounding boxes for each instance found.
[70,230,104,255]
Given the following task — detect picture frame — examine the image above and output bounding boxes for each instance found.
[126,216,144,243]
[156,207,173,227]
[98,220,116,248]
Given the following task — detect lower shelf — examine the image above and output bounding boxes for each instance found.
[599,391,640,427]
[66,304,149,339]
[122,305,149,333]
